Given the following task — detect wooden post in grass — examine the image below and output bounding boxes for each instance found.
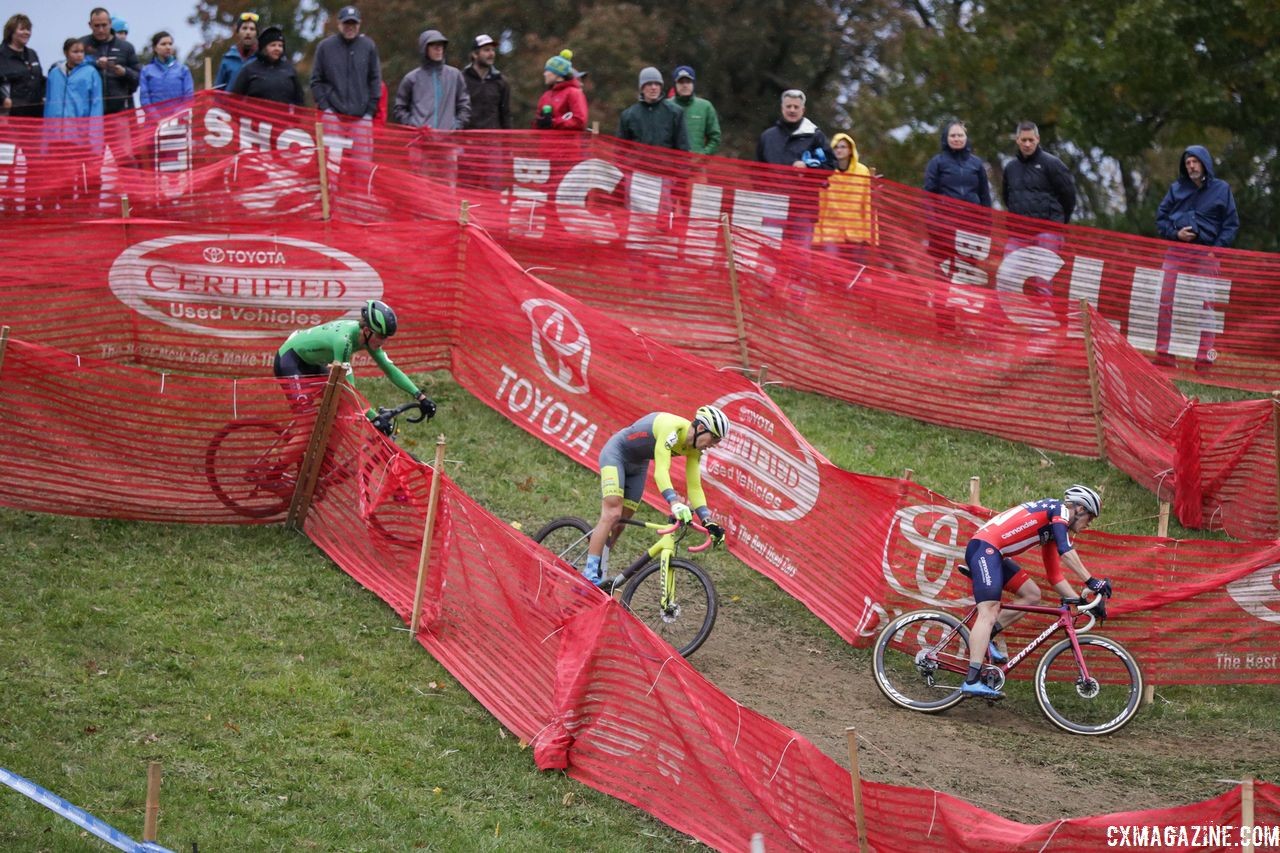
[1242,775,1255,853]
[0,326,9,377]
[1142,683,1154,706]
[969,476,981,507]
[1157,501,1171,538]
[315,122,331,221]
[203,56,212,90]
[143,761,161,841]
[845,727,869,853]
[721,214,751,373]
[286,363,345,531]
[902,468,913,481]
[1272,392,1280,535]
[1080,300,1108,462]
[411,435,449,636]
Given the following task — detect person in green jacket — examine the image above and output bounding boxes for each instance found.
[667,65,721,155]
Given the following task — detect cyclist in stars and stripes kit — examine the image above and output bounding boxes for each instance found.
[960,485,1113,699]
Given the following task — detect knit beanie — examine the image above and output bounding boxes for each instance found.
[638,66,663,89]
[545,49,574,79]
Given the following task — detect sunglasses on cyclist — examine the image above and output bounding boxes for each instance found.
[239,12,260,23]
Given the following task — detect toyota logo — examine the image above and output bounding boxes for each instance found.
[522,298,591,394]
[202,246,225,264]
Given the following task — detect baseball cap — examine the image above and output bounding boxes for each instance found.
[473,34,494,49]
[674,65,695,81]
[338,5,361,22]
[111,16,128,33]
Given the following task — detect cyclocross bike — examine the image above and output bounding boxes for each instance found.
[532,515,718,657]
[871,593,1143,735]
[205,399,428,544]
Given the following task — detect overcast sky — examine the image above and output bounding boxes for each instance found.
[26,1,207,71]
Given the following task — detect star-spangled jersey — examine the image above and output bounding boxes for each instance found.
[973,498,1074,558]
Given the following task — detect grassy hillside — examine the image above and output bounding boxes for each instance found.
[0,373,1268,849]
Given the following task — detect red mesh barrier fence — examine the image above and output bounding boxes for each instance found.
[2,336,1280,849]
[3,216,1280,681]
[3,94,1278,390]
[1089,304,1280,539]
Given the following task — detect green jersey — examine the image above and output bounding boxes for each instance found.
[278,320,420,398]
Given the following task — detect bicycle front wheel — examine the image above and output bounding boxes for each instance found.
[620,559,717,657]
[205,420,291,518]
[532,517,593,572]
[1035,634,1143,736]
[872,610,970,712]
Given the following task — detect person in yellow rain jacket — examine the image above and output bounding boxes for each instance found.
[814,131,876,264]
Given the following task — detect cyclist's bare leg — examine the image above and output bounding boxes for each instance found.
[967,600,1001,672]
[991,578,1041,655]
[588,495,625,559]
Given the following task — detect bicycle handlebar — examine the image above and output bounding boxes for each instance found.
[623,516,716,552]
[378,400,431,424]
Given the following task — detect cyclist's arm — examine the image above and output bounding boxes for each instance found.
[684,452,711,521]
[368,346,422,398]
[650,413,684,505]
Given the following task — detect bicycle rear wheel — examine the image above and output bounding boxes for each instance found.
[532,517,593,572]
[872,610,970,712]
[620,558,717,657]
[205,420,292,518]
[1035,634,1143,735]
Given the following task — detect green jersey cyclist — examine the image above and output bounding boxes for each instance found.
[273,299,436,466]
[582,405,730,586]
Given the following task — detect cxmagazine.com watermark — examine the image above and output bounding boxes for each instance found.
[1107,823,1279,848]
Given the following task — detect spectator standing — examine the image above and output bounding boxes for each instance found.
[81,7,139,115]
[618,67,688,150]
[815,132,875,263]
[310,6,380,119]
[1001,121,1075,223]
[462,33,510,129]
[44,37,101,118]
[667,65,720,155]
[1151,145,1240,372]
[393,29,469,129]
[0,14,44,117]
[534,50,586,131]
[229,26,303,106]
[214,12,258,90]
[924,119,991,206]
[138,32,194,112]
[756,89,834,168]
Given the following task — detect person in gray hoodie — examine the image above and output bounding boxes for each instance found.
[393,29,470,129]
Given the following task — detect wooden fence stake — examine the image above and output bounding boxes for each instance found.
[0,325,10,378]
[1141,683,1154,706]
[845,727,869,853]
[968,476,981,507]
[203,56,212,90]
[411,435,449,636]
[315,122,331,221]
[120,195,131,218]
[1272,392,1280,535]
[750,832,766,852]
[143,761,161,841]
[902,468,913,481]
[1242,775,1255,853]
[286,363,346,531]
[757,364,768,387]
[1157,501,1171,538]
[720,214,751,372]
[1080,299,1108,462]
[458,199,470,226]
[590,121,599,135]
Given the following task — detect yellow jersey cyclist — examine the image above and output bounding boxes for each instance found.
[272,299,436,468]
[582,405,730,586]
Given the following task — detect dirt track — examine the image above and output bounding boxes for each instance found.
[691,598,1272,826]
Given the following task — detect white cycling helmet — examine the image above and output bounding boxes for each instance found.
[694,404,729,440]
[1064,484,1101,518]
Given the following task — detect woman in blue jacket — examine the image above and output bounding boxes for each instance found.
[924,120,991,207]
[44,38,102,118]
[139,31,193,115]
